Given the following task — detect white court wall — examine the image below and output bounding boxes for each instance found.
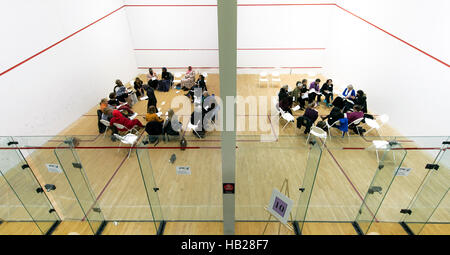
[0,0,138,136]
[124,0,219,75]
[328,0,450,136]
[125,0,333,75]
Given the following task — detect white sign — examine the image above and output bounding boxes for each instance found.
[46,164,62,173]
[267,188,293,225]
[396,167,412,176]
[176,166,191,175]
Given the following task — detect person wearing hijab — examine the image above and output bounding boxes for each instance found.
[181,66,196,91]
[147,68,159,89]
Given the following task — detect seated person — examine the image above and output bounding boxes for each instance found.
[331,96,345,110]
[145,119,163,144]
[133,77,145,98]
[190,104,206,138]
[342,84,356,102]
[114,80,131,104]
[161,67,174,85]
[321,106,345,126]
[203,92,218,126]
[145,106,163,123]
[279,95,294,114]
[320,79,334,107]
[117,104,135,117]
[292,79,308,110]
[278,85,289,102]
[99,98,109,113]
[346,105,364,132]
[354,90,367,113]
[147,68,159,89]
[181,66,196,91]
[185,81,203,103]
[297,103,318,134]
[108,92,120,107]
[197,74,207,91]
[101,108,119,140]
[308,79,321,105]
[163,109,183,140]
[109,109,144,132]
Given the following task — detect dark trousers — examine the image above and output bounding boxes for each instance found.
[298,97,306,108]
[308,93,321,104]
[297,116,313,134]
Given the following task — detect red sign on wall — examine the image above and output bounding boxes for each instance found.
[223,183,235,194]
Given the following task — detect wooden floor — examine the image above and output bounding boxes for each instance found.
[0,73,448,235]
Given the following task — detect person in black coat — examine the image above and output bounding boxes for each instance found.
[320,79,334,107]
[278,85,289,102]
[321,106,345,126]
[146,86,157,110]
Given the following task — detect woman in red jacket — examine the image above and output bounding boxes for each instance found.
[109,110,144,131]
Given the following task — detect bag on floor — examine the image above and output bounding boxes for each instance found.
[180,136,187,150]
[157,80,170,92]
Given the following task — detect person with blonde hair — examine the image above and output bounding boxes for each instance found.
[163,109,183,141]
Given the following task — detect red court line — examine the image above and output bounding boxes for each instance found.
[335,4,449,68]
[0,5,125,77]
[323,142,379,222]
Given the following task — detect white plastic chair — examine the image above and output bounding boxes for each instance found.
[113,123,138,135]
[306,126,328,145]
[100,119,111,138]
[326,120,341,140]
[275,102,295,130]
[173,72,182,85]
[259,72,269,87]
[113,133,138,159]
[187,120,202,138]
[271,71,281,87]
[281,111,295,130]
[348,117,364,136]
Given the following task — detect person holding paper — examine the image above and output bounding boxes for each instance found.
[147,68,159,89]
[133,77,145,98]
[342,85,356,100]
[292,80,308,110]
[308,79,321,105]
[320,79,334,107]
[110,109,144,131]
[145,106,164,123]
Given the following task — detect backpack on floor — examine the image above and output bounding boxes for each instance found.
[180,136,187,150]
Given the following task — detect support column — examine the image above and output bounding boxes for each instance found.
[217,0,237,235]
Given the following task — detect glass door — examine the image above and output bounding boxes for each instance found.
[0,137,60,234]
[54,140,105,234]
[354,142,407,234]
[401,142,449,234]
[294,140,323,234]
[135,142,164,234]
